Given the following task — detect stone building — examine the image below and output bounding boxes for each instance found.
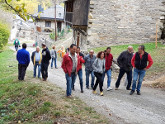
[33,5,65,33]
[64,0,165,49]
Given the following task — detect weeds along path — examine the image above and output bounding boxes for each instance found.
[10,46,165,124]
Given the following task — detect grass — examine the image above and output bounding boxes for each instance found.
[93,42,165,80]
[0,47,109,123]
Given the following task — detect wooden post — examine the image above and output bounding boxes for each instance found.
[55,0,57,41]
[156,24,158,48]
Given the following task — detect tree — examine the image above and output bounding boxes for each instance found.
[0,0,52,21]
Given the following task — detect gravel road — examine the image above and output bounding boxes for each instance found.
[10,45,165,124]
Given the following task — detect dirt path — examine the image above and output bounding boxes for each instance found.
[10,46,165,124]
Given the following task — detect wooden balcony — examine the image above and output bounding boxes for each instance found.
[65,12,73,24]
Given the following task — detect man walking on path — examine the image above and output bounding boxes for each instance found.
[17,43,30,81]
[115,46,134,90]
[103,47,113,91]
[41,43,51,81]
[84,50,96,89]
[31,46,42,78]
[13,38,20,51]
[50,45,58,69]
[76,47,85,93]
[62,44,77,97]
[130,45,153,95]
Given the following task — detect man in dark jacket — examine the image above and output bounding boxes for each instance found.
[115,46,134,90]
[41,43,51,81]
[17,43,30,80]
[130,45,153,95]
[84,50,96,89]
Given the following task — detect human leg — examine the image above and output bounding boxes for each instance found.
[115,69,125,88]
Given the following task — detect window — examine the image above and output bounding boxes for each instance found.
[59,13,61,17]
[45,21,51,27]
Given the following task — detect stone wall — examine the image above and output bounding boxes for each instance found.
[87,0,164,47]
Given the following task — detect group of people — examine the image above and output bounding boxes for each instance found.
[16,42,153,98]
[16,43,51,81]
[62,44,153,97]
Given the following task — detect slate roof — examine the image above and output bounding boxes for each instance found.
[33,5,64,21]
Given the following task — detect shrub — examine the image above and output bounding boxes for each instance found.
[0,22,10,49]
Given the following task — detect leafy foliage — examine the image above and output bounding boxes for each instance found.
[0,0,52,21]
[0,21,10,50]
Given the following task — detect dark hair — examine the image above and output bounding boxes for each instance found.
[42,43,46,47]
[139,45,145,51]
[77,46,80,50]
[107,47,111,50]
[70,44,77,48]
[22,43,27,49]
[97,51,105,58]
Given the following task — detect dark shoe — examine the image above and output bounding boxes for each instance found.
[66,95,72,98]
[81,90,84,93]
[137,91,141,95]
[115,87,119,90]
[72,88,75,91]
[130,90,135,95]
[127,88,132,90]
[86,86,89,89]
[42,78,46,81]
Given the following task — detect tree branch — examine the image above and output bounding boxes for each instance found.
[4,0,32,20]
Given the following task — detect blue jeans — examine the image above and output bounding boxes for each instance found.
[85,70,95,88]
[51,58,57,68]
[65,73,76,96]
[33,62,41,78]
[15,46,18,51]
[132,69,146,92]
[78,69,83,91]
[102,69,112,88]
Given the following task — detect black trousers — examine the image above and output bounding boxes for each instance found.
[115,68,132,89]
[93,72,103,92]
[41,63,49,80]
[18,64,28,80]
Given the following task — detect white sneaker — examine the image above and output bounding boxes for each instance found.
[107,87,113,91]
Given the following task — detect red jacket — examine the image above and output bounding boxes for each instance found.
[105,53,113,71]
[77,54,85,72]
[131,53,153,69]
[62,53,84,76]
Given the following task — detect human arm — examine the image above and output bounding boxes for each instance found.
[47,50,51,61]
[27,52,30,66]
[117,52,123,67]
[61,55,67,73]
[146,54,153,69]
[80,56,85,64]
[131,54,136,68]
[92,59,98,71]
[31,52,34,64]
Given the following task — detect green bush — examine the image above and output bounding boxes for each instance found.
[0,22,10,49]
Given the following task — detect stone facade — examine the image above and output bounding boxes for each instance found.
[86,0,164,47]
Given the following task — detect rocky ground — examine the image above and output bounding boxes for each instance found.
[9,44,165,124]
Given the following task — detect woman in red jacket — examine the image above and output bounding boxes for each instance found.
[76,47,85,93]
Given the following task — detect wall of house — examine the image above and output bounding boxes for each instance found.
[36,20,65,32]
[87,0,164,47]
